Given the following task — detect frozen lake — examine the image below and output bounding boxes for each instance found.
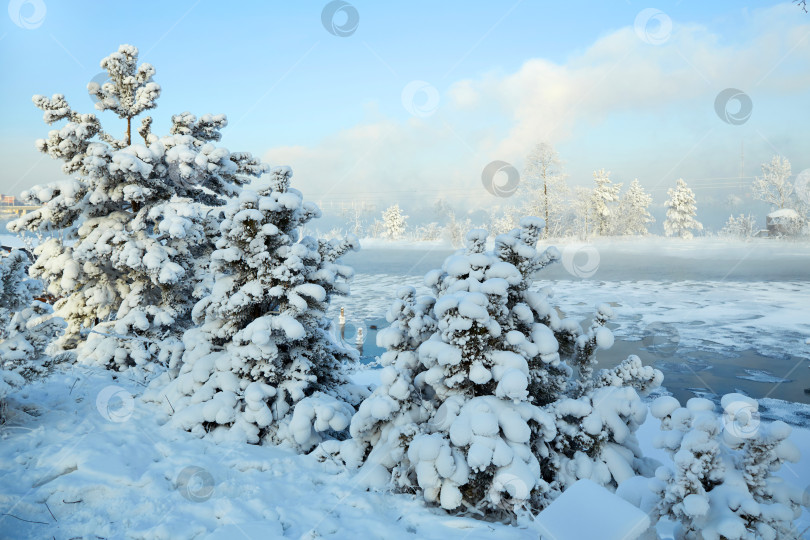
[335,240,810,411]
[4,225,810,409]
[342,238,810,281]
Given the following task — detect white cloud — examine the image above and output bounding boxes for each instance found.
[266,5,810,214]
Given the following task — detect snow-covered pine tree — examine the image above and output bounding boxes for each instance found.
[664,179,703,239]
[382,204,407,240]
[345,218,663,519]
[590,169,622,236]
[615,179,654,235]
[0,250,64,395]
[339,285,438,474]
[9,44,267,370]
[157,167,361,449]
[648,394,804,539]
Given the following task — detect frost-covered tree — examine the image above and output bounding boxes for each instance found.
[9,45,266,370]
[340,203,371,238]
[156,167,362,449]
[341,218,663,519]
[490,204,521,236]
[615,179,654,235]
[724,194,743,214]
[415,222,442,241]
[720,214,757,239]
[434,201,474,247]
[752,155,793,210]
[365,218,384,239]
[570,186,594,239]
[382,204,408,240]
[664,179,703,239]
[444,212,474,248]
[522,143,570,238]
[590,169,622,236]
[647,394,803,540]
[0,250,64,395]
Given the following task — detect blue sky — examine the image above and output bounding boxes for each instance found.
[2,1,809,230]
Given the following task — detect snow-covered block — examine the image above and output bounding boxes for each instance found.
[536,479,650,540]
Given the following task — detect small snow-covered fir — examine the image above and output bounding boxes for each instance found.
[382,204,408,240]
[0,250,64,403]
[153,167,362,449]
[664,179,703,239]
[341,217,664,519]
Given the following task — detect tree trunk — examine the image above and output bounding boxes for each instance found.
[544,181,549,238]
[126,117,131,146]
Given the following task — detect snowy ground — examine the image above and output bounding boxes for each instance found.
[0,367,563,539]
[0,364,808,539]
[1,237,809,538]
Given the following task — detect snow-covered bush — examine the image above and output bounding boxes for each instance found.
[0,250,64,398]
[645,393,804,539]
[154,167,361,449]
[344,217,663,519]
[664,179,703,239]
[720,214,758,239]
[9,44,266,370]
